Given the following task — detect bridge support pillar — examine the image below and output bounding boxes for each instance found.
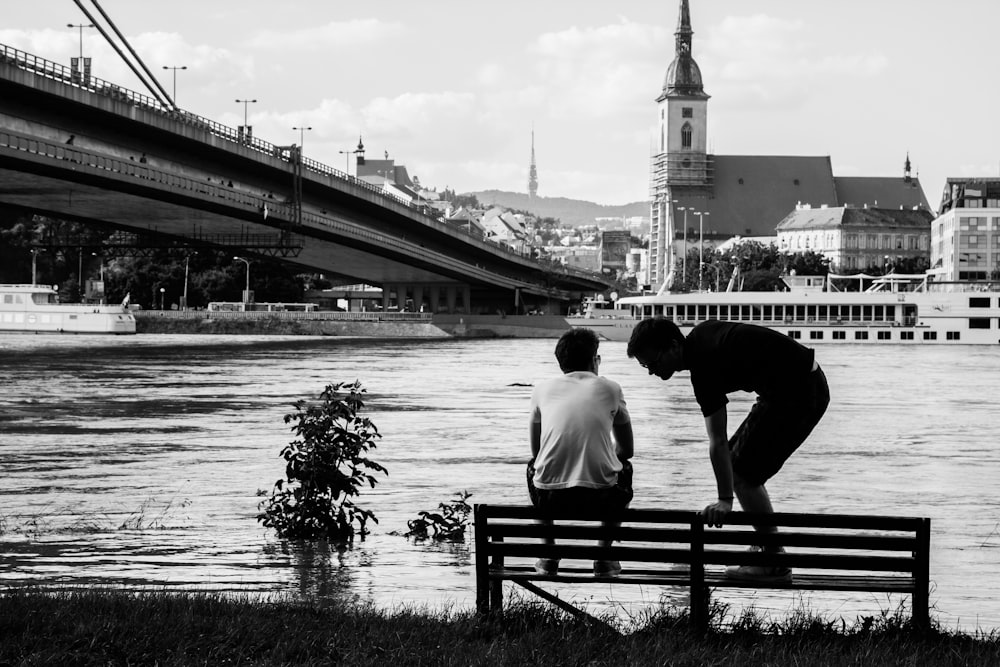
[381,285,392,312]
[429,286,441,313]
[446,286,457,313]
[412,285,424,313]
[461,285,471,314]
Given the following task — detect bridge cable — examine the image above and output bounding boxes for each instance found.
[70,0,174,110]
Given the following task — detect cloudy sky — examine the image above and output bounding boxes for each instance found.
[4,1,998,206]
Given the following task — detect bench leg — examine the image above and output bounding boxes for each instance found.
[690,585,710,634]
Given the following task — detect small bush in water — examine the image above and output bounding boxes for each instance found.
[257,381,387,541]
[405,491,473,542]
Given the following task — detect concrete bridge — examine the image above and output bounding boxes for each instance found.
[0,43,608,315]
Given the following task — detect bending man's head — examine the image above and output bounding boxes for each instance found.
[555,328,600,373]
[627,317,685,381]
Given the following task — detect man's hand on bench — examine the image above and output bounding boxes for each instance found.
[703,498,733,528]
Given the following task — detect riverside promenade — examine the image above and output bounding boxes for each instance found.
[134,309,571,338]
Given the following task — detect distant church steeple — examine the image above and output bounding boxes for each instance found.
[528,127,538,199]
[904,151,912,183]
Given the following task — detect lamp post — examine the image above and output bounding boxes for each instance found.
[233,255,251,304]
[30,248,41,285]
[676,205,689,287]
[67,23,94,63]
[162,65,187,103]
[183,251,196,310]
[159,287,166,310]
[694,211,709,291]
[292,125,312,154]
[235,98,256,142]
[338,147,360,176]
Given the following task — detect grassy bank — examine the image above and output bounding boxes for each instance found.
[2,590,998,666]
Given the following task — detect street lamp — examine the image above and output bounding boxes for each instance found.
[67,23,94,63]
[675,205,690,286]
[338,146,361,176]
[293,125,312,154]
[235,98,256,142]
[159,287,166,310]
[183,251,197,310]
[162,65,187,103]
[233,255,251,304]
[694,211,709,291]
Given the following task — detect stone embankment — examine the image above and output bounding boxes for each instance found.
[135,312,570,338]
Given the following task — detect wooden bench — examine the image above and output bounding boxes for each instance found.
[474,504,931,632]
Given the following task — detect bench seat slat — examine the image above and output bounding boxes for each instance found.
[490,567,915,593]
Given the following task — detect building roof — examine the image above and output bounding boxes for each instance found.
[669,156,932,237]
[671,155,838,237]
[775,206,933,231]
[834,177,929,210]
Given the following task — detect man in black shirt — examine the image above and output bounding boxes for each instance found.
[627,317,830,581]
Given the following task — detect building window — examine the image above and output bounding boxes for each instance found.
[947,331,961,340]
[681,122,692,149]
[855,331,869,340]
[682,107,693,118]
[969,318,991,329]
[923,331,937,340]
[877,331,891,340]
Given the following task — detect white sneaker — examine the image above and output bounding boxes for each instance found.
[725,546,791,582]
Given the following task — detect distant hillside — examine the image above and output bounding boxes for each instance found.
[468,190,648,227]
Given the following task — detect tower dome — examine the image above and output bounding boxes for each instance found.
[661,0,708,99]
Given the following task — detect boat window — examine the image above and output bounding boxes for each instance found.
[795,305,805,321]
[787,330,801,339]
[901,331,915,340]
[664,306,674,319]
[947,331,961,340]
[851,305,861,321]
[833,331,846,340]
[818,305,828,320]
[923,331,937,340]
[697,305,707,320]
[741,305,752,321]
[877,331,891,340]
[762,305,773,321]
[751,305,762,321]
[969,318,991,329]
[708,305,718,319]
[970,297,990,308]
[887,305,897,322]
[855,331,869,340]
[863,306,873,321]
[2,295,11,304]
[809,331,823,340]
[807,305,816,320]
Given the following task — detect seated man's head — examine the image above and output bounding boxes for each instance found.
[555,328,600,373]
[627,316,685,381]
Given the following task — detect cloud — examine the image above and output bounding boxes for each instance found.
[361,91,478,138]
[246,19,405,51]
[530,19,670,119]
[700,14,888,109]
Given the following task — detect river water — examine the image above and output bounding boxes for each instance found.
[1,333,997,631]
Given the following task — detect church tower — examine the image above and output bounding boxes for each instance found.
[528,128,538,199]
[650,0,711,289]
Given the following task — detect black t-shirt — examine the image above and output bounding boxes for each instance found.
[683,320,816,417]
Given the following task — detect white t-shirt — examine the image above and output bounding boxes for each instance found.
[529,371,631,490]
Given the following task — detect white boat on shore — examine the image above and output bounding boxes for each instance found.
[0,283,136,334]
[566,273,1000,345]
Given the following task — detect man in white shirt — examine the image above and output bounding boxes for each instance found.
[528,327,634,576]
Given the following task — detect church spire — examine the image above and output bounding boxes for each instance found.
[528,127,538,199]
[661,0,707,99]
[903,151,912,183]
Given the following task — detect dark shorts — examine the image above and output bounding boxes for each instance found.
[729,365,830,486]
[527,460,633,514]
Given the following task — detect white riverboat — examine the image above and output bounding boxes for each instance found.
[0,283,136,334]
[567,273,1000,345]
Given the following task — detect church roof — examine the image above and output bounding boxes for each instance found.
[669,156,932,237]
[671,155,838,237]
[834,176,930,210]
[775,206,934,231]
